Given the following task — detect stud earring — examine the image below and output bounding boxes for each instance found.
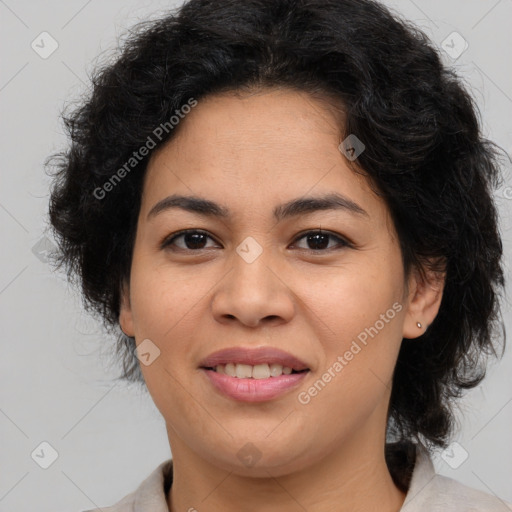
[416,322,422,328]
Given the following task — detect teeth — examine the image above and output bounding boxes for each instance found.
[224,363,236,377]
[235,363,253,379]
[252,364,270,379]
[213,363,297,378]
[269,363,283,377]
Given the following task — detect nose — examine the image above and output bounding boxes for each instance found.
[211,246,296,329]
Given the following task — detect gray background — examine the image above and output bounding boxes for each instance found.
[1,1,511,511]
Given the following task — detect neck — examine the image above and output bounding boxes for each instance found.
[166,426,406,512]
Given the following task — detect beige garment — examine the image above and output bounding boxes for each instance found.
[84,443,512,511]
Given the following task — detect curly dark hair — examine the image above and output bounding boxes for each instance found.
[47,0,506,468]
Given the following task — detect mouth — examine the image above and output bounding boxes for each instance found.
[199,346,310,374]
[202,363,308,378]
[199,347,311,402]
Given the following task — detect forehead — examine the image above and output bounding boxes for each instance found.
[141,88,384,224]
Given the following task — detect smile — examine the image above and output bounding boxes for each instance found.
[199,346,311,402]
[207,363,307,379]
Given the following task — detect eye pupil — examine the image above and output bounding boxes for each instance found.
[185,232,207,249]
[307,233,329,250]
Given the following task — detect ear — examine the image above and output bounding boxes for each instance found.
[402,262,446,339]
[119,281,135,337]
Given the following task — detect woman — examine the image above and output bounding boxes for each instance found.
[47,0,511,510]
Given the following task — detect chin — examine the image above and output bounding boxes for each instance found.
[200,436,317,478]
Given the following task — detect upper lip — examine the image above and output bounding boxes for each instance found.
[199,347,310,371]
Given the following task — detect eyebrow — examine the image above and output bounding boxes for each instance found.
[147,192,369,221]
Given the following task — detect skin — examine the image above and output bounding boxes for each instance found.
[120,87,445,512]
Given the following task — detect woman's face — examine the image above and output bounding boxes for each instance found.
[120,88,435,476]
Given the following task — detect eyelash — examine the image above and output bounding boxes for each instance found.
[160,228,352,254]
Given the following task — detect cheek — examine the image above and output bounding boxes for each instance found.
[298,306,404,438]
[302,260,403,338]
[128,265,205,402]
[305,261,405,392]
[129,259,207,339]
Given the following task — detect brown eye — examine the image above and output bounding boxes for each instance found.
[292,230,350,252]
[162,230,220,251]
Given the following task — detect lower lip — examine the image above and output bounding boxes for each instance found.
[201,369,309,402]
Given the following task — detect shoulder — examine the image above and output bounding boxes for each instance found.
[80,459,172,512]
[401,444,512,512]
[428,473,512,511]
